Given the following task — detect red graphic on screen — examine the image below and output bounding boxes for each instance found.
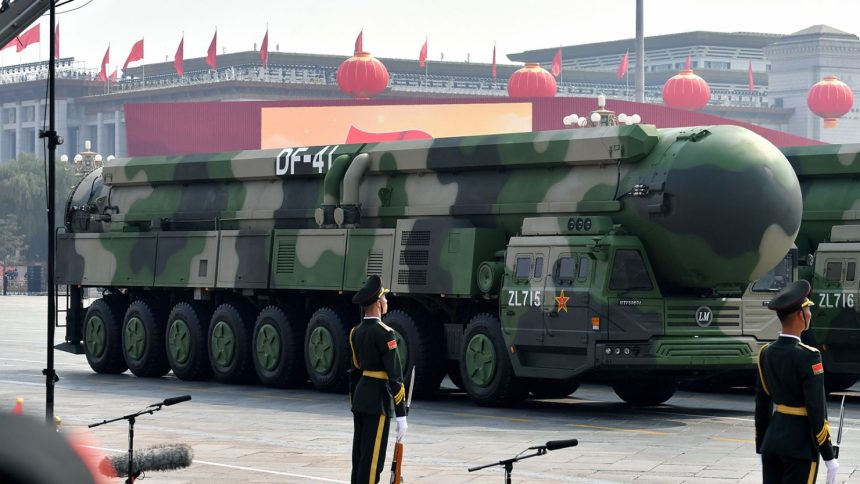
[345,125,433,144]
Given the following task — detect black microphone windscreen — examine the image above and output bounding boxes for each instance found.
[545,439,578,451]
[163,395,192,406]
[99,443,193,477]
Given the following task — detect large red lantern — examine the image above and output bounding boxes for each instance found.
[507,63,557,97]
[336,52,389,99]
[807,76,855,128]
[662,68,711,111]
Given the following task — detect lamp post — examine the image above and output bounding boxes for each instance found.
[69,140,105,175]
[563,94,642,128]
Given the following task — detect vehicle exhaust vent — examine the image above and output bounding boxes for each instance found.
[401,230,431,246]
[275,240,296,274]
[399,249,429,266]
[367,248,385,275]
[398,269,427,286]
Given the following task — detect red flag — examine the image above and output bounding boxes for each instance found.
[98,45,110,82]
[491,43,497,79]
[206,30,217,70]
[354,29,363,54]
[684,55,692,70]
[12,398,22,415]
[54,22,59,59]
[174,35,184,77]
[14,23,40,52]
[418,38,428,67]
[260,29,269,67]
[1,38,15,50]
[748,61,754,93]
[123,38,144,70]
[617,50,629,79]
[551,48,562,77]
[110,69,118,81]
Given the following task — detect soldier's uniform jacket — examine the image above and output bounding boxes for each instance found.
[349,317,407,418]
[755,335,835,461]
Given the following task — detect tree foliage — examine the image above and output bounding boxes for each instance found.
[0,153,79,262]
[0,214,26,265]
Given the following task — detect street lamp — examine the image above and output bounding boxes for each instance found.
[564,94,642,128]
[71,140,105,175]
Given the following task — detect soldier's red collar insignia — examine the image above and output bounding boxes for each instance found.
[387,339,397,350]
[812,362,824,375]
[555,290,570,313]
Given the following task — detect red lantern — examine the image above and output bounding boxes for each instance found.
[662,68,710,111]
[807,76,855,128]
[336,52,389,99]
[507,63,557,98]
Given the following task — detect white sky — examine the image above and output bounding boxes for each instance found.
[1,0,858,72]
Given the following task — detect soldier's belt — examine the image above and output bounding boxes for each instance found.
[362,370,389,380]
[776,404,808,416]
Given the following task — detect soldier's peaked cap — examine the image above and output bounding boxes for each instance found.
[352,275,390,307]
[767,280,815,315]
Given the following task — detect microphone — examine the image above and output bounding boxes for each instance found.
[162,395,191,406]
[545,439,578,451]
[99,443,193,477]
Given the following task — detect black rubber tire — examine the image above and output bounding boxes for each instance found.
[384,309,446,399]
[122,299,171,377]
[825,373,858,394]
[459,313,528,407]
[304,307,352,393]
[83,297,128,374]
[253,305,307,388]
[208,302,258,384]
[528,377,581,399]
[612,378,677,406]
[165,301,213,381]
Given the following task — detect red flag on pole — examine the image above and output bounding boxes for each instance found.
[54,22,60,59]
[260,29,269,67]
[551,47,562,78]
[123,39,144,70]
[14,23,40,52]
[206,30,217,70]
[355,29,363,54]
[748,61,754,93]
[617,50,629,79]
[418,38,428,67]
[110,69,118,81]
[98,45,110,82]
[491,42,497,79]
[174,35,184,77]
[684,55,692,70]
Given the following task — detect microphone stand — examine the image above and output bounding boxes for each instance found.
[89,402,169,484]
[468,445,547,484]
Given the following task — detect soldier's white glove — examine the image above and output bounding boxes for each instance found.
[825,458,839,484]
[395,416,408,442]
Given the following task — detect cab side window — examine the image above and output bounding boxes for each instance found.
[554,257,576,286]
[609,250,653,291]
[515,256,531,280]
[577,256,590,280]
[825,261,842,282]
[847,262,856,282]
[534,256,544,279]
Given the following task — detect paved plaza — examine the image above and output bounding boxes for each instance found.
[1,295,859,483]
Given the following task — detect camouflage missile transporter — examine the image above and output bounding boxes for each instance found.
[56,123,802,406]
[741,143,860,393]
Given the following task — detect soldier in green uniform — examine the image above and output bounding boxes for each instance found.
[756,280,839,484]
[349,275,408,484]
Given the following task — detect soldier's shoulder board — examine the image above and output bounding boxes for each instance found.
[378,321,395,332]
[812,362,824,375]
[798,342,820,353]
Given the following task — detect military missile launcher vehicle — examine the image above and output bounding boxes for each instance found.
[742,143,860,393]
[56,123,802,406]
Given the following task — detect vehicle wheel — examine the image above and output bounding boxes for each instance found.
[528,377,580,399]
[122,299,171,377]
[208,302,257,384]
[166,301,213,381]
[613,378,677,406]
[459,313,527,407]
[825,373,857,394]
[304,307,352,393]
[384,309,446,399]
[83,298,127,374]
[253,305,307,388]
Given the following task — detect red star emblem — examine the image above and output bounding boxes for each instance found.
[555,290,570,313]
